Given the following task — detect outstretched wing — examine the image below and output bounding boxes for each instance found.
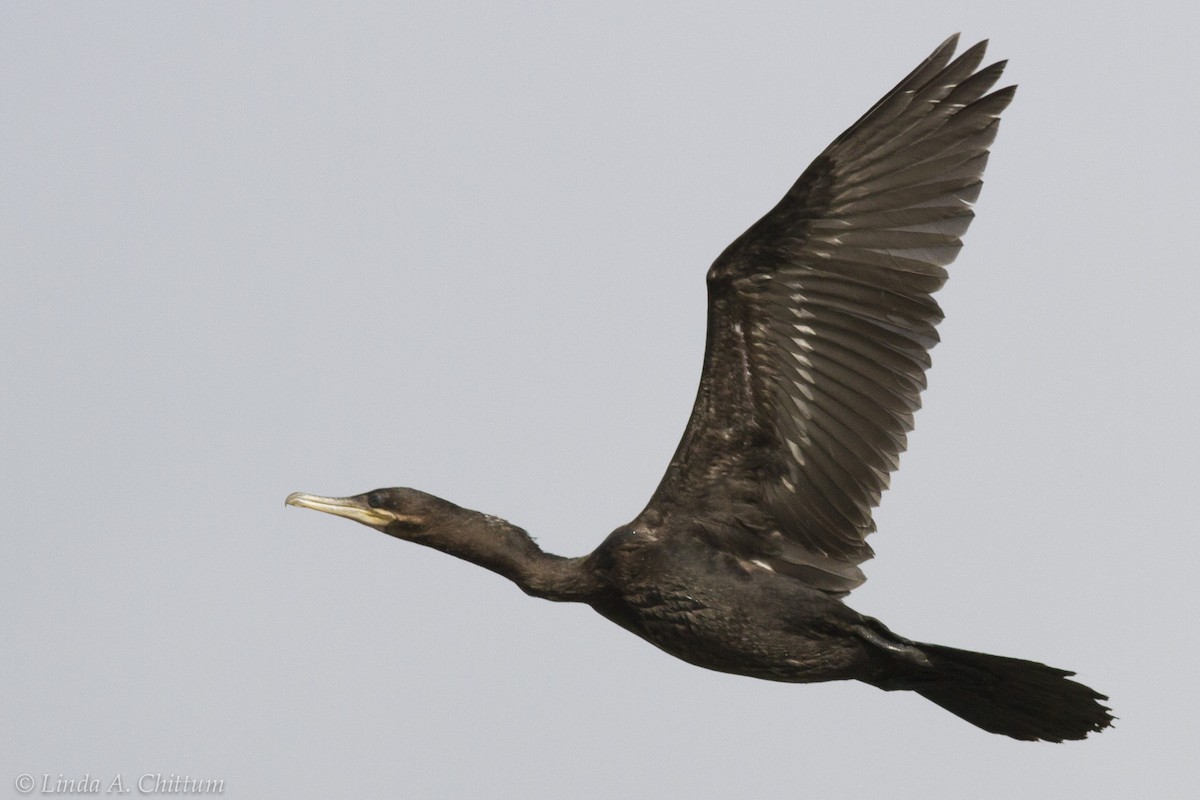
[642,36,1015,594]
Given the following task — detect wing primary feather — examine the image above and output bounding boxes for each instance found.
[826,35,962,152]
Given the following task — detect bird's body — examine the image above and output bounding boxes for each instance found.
[288,36,1113,741]
[586,527,881,684]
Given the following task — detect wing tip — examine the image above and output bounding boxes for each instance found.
[936,32,962,55]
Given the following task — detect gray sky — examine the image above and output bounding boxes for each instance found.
[3,2,1197,798]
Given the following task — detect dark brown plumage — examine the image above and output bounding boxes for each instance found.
[287,35,1113,741]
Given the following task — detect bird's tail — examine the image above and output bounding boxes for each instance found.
[893,642,1113,741]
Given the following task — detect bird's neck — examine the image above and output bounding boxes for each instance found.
[416,514,603,603]
[515,552,603,602]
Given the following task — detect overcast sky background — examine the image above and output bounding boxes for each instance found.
[3,2,1197,798]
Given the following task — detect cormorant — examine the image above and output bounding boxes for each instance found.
[288,35,1113,741]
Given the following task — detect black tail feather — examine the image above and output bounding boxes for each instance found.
[903,643,1113,742]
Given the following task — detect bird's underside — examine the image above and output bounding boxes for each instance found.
[287,35,1113,742]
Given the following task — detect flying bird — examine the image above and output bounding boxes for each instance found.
[288,35,1112,741]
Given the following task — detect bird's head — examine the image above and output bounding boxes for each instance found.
[285,487,464,540]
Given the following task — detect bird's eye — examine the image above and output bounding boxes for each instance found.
[366,492,385,508]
